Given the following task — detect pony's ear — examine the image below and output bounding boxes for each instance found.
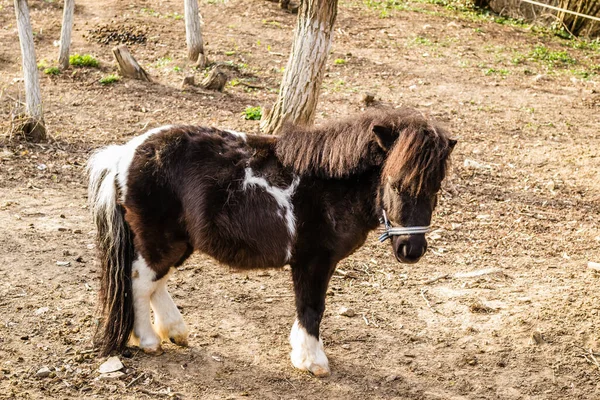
[448,139,457,153]
[373,125,397,151]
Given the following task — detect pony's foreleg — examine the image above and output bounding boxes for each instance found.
[130,256,162,354]
[289,257,335,377]
[151,273,189,347]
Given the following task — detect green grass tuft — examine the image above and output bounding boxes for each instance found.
[69,54,99,68]
[243,106,262,121]
[99,74,120,85]
[484,68,509,77]
[529,45,576,67]
[43,67,60,75]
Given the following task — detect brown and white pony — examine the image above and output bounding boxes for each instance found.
[87,107,456,377]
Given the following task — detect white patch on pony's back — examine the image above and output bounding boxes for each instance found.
[88,125,173,205]
[225,129,248,142]
[289,319,330,377]
[242,168,299,261]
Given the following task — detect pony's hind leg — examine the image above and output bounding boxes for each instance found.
[130,255,163,354]
[289,255,335,377]
[151,273,189,347]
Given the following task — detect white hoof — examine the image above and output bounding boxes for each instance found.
[130,331,163,355]
[289,320,330,377]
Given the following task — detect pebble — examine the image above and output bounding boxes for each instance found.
[98,356,124,374]
[36,367,51,378]
[338,306,355,317]
[34,307,49,315]
[98,371,125,380]
[56,261,71,267]
[463,158,491,170]
[588,261,600,271]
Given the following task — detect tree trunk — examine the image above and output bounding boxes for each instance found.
[260,0,338,134]
[184,0,205,64]
[58,0,74,69]
[14,0,46,141]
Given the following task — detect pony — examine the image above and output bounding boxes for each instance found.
[87,107,456,377]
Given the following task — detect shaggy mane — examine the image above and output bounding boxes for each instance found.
[275,108,453,195]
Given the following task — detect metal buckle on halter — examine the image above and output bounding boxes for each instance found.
[378,210,430,242]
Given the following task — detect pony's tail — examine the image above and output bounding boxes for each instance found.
[87,146,135,356]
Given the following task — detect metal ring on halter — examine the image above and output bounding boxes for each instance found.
[378,210,430,242]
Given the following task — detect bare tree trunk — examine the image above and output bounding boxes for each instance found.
[261,0,338,134]
[58,0,74,70]
[184,0,205,66]
[14,0,46,141]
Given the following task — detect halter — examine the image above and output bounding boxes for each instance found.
[378,209,430,242]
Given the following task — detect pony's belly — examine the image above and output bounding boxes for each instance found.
[199,207,295,270]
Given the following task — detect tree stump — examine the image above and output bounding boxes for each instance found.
[200,67,227,91]
[181,75,195,89]
[112,45,151,81]
[20,118,47,142]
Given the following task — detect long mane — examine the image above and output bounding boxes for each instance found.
[275,108,453,191]
[275,109,394,178]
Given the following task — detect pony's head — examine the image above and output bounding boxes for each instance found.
[373,109,456,264]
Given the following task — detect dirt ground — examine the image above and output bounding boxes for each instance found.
[1,0,599,398]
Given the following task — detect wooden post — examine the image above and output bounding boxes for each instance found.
[14,0,46,141]
[260,0,338,134]
[112,45,151,81]
[58,0,75,70]
[184,0,205,66]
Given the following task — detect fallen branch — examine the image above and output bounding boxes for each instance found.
[420,288,439,314]
[125,373,145,388]
[424,274,450,285]
[577,346,600,372]
[239,81,266,90]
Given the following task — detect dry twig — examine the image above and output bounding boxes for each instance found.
[420,288,439,314]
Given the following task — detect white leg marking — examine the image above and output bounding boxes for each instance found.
[242,168,300,261]
[224,129,247,142]
[130,256,162,354]
[289,319,330,377]
[151,273,189,347]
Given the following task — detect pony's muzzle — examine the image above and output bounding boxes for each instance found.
[392,235,428,264]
